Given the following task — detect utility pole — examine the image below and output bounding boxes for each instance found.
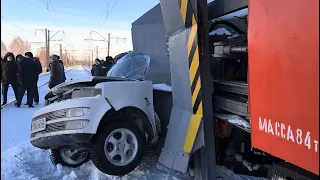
[59,44,62,58]
[47,30,50,72]
[54,44,63,58]
[96,45,99,59]
[91,50,94,65]
[48,29,65,69]
[35,28,64,72]
[35,29,49,71]
[107,33,110,56]
[84,30,126,57]
[64,49,77,67]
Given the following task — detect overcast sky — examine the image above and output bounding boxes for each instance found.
[1,0,159,59]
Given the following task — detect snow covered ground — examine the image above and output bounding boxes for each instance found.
[1,66,266,180]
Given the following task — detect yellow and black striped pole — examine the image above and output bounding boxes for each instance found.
[179,0,204,153]
[159,0,216,178]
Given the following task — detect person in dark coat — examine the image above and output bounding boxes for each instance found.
[100,60,107,76]
[15,52,38,108]
[57,56,64,66]
[105,56,114,73]
[48,54,65,89]
[57,56,66,81]
[33,57,42,104]
[91,58,104,76]
[1,56,5,95]
[15,54,24,90]
[16,54,23,61]
[2,52,19,105]
[101,60,106,67]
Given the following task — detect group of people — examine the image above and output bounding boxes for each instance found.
[91,56,115,76]
[1,52,66,108]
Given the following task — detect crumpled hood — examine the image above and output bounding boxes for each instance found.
[50,77,94,93]
[50,76,135,95]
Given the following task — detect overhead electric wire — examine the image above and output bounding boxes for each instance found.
[39,0,59,26]
[98,0,111,25]
[48,0,57,19]
[97,0,120,31]
[40,0,52,15]
[1,16,29,33]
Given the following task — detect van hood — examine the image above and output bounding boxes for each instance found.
[50,76,135,95]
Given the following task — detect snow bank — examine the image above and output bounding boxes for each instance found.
[153,84,172,92]
[1,142,190,180]
[1,142,266,180]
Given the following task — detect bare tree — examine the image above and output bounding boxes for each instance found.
[9,36,31,55]
[24,40,31,52]
[1,41,8,57]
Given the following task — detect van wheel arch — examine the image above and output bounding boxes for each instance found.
[95,107,155,143]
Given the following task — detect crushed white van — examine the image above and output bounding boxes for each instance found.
[30,52,161,175]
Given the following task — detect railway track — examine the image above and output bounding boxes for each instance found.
[1,67,75,109]
[82,65,91,74]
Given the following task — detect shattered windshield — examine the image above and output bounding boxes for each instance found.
[107,51,150,80]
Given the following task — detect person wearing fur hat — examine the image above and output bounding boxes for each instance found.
[2,52,19,105]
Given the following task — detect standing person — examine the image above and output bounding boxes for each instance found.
[105,56,114,72]
[48,54,65,89]
[91,58,104,76]
[2,52,19,105]
[15,54,23,90]
[57,56,64,66]
[33,57,42,105]
[57,56,66,81]
[15,52,37,108]
[16,54,23,66]
[100,60,107,76]
[1,56,5,95]
[16,54,23,67]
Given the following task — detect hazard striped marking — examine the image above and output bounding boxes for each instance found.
[181,0,203,153]
[183,114,202,153]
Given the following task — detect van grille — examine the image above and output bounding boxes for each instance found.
[32,109,67,122]
[31,121,66,138]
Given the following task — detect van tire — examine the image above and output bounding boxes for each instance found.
[90,121,144,176]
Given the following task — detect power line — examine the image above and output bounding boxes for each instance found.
[40,0,51,15]
[1,16,29,33]
[98,0,120,31]
[39,0,58,25]
[98,0,111,25]
[48,0,57,19]
[84,31,126,56]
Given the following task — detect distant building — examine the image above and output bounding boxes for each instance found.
[131,4,171,85]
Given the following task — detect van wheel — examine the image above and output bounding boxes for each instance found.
[50,148,90,168]
[91,121,144,176]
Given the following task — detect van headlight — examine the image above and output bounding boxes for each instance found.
[66,108,90,118]
[65,120,89,130]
